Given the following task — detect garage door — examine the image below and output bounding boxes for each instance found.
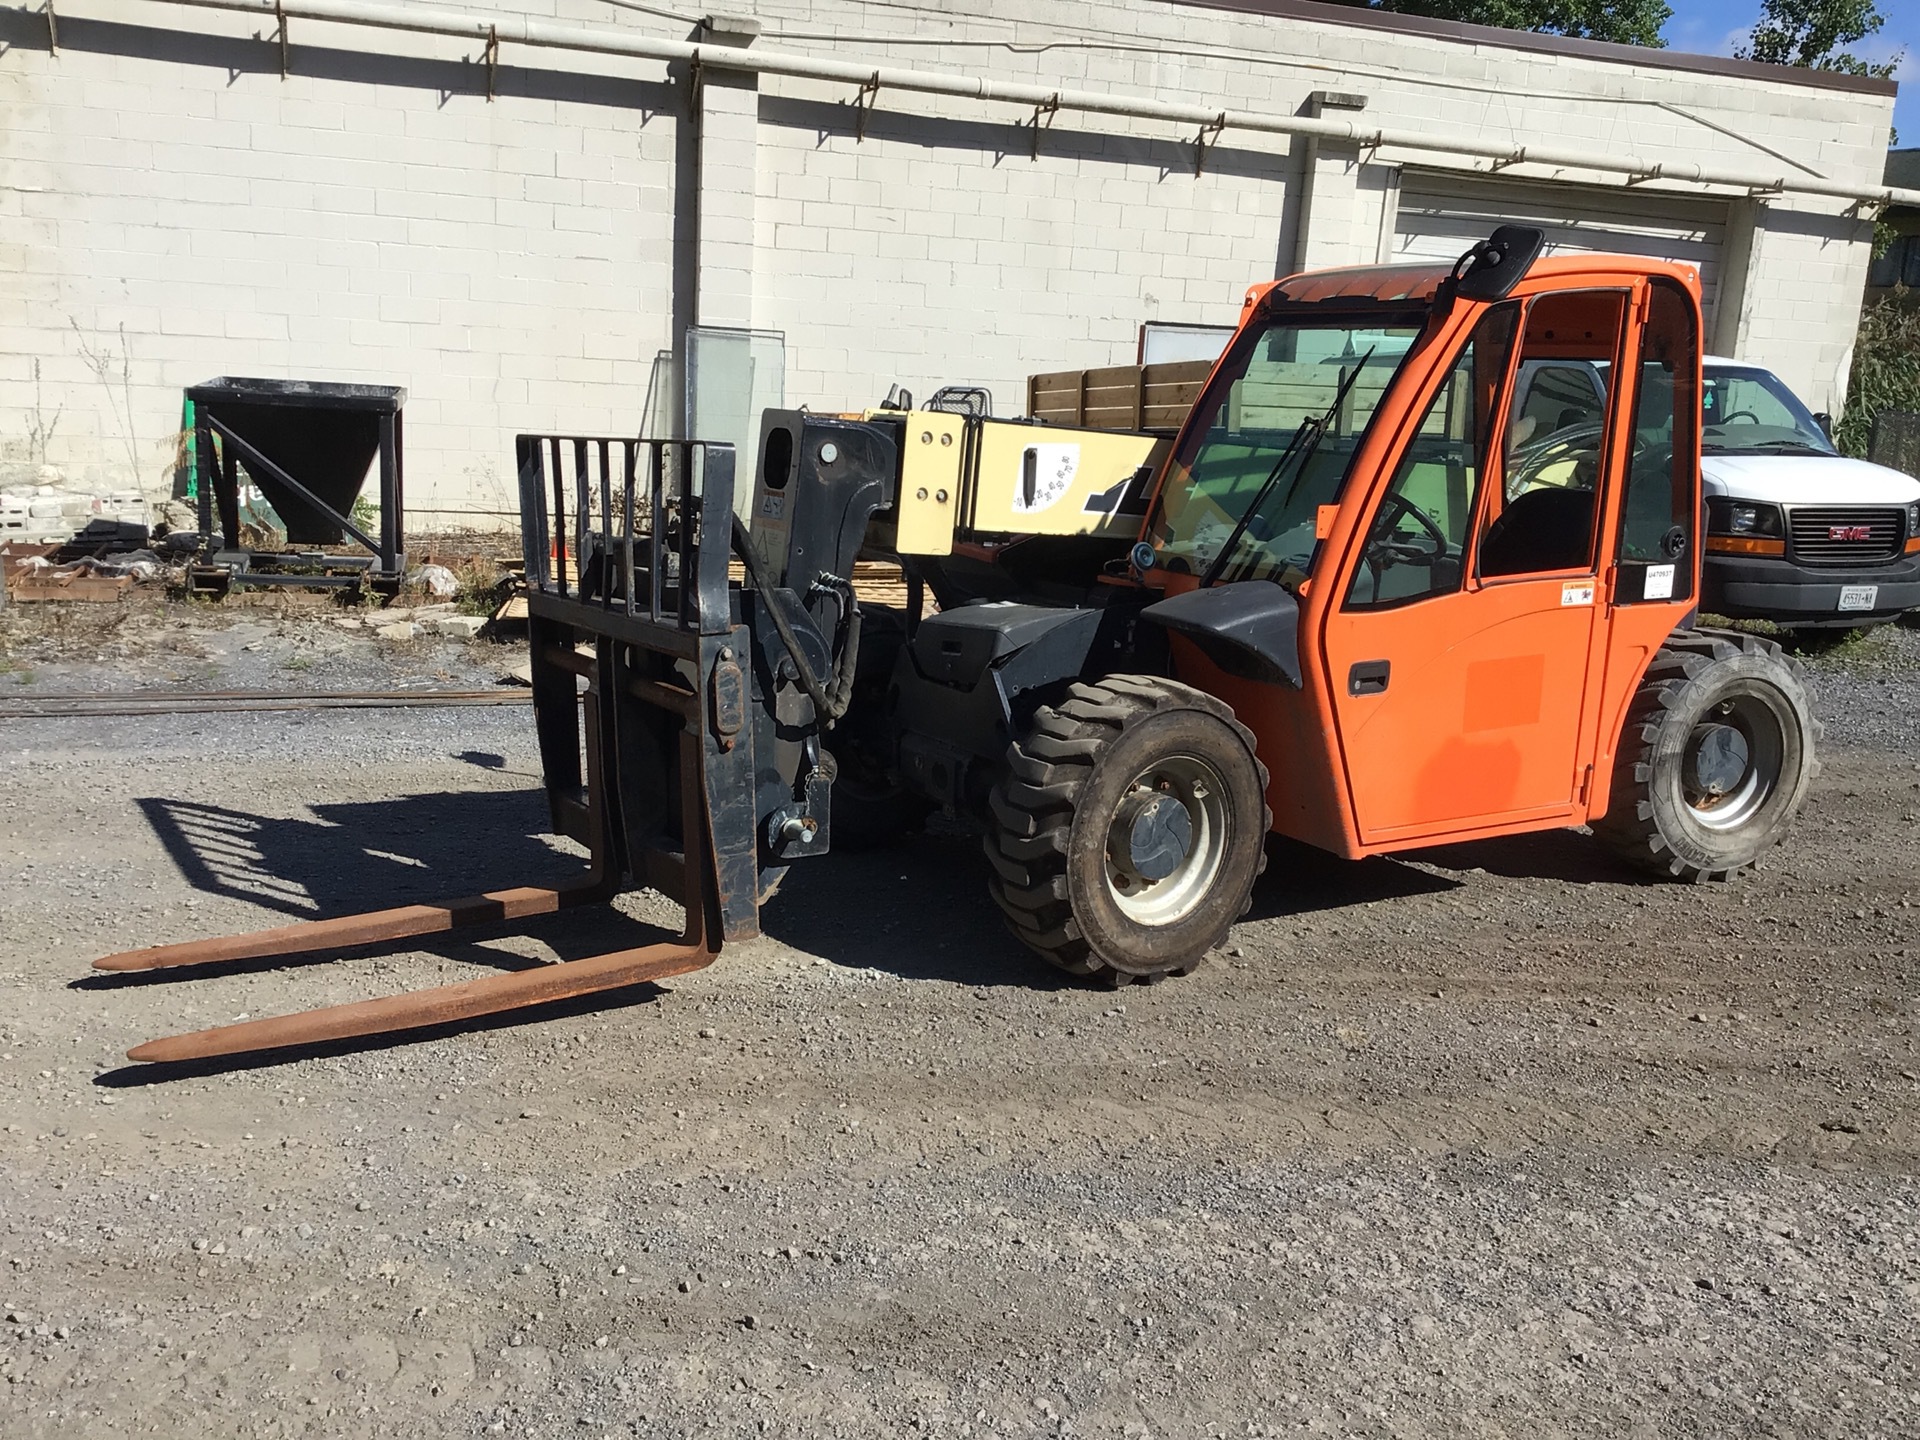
[1393,171,1727,326]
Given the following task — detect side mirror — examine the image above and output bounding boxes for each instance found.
[1813,411,1834,441]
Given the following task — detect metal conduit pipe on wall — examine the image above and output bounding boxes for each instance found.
[126,0,1920,211]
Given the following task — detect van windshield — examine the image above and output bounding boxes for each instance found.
[1702,365,1835,456]
[1146,314,1424,586]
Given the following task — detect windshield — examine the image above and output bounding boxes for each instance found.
[1703,366,1834,456]
[1147,314,1425,585]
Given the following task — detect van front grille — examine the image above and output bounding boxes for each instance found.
[1786,507,1904,565]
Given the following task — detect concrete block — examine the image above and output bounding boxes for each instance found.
[429,614,487,639]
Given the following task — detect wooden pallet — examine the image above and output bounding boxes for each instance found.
[1027,359,1211,432]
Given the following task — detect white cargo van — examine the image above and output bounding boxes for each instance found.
[1697,359,1920,637]
[1506,357,1920,639]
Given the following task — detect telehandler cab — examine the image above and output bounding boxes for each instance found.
[101,226,1818,1061]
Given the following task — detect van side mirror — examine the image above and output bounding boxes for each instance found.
[1813,411,1834,441]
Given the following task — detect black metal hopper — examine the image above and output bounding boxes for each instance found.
[186,377,407,596]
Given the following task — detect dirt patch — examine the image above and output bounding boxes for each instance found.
[0,623,1916,1436]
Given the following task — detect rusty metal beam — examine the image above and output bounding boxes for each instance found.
[92,883,603,973]
[124,929,712,1062]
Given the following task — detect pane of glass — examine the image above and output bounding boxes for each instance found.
[1345,304,1519,610]
[685,326,786,519]
[1901,236,1920,288]
[1618,279,1698,594]
[1479,290,1625,578]
[1702,365,1833,454]
[1149,316,1424,586]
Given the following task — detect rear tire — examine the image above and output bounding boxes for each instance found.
[1595,631,1819,882]
[984,676,1270,985]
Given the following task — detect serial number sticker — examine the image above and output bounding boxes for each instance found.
[1644,563,1676,600]
[759,493,786,518]
[1838,584,1878,612]
[1561,581,1596,607]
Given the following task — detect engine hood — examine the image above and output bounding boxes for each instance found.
[1701,451,1920,506]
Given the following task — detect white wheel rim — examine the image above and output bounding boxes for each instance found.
[1684,692,1784,833]
[1103,753,1230,926]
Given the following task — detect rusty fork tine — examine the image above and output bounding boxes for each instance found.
[115,732,717,1063]
[124,933,714,1063]
[92,883,605,974]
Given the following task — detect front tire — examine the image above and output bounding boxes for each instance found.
[984,677,1270,985]
[1595,631,1819,881]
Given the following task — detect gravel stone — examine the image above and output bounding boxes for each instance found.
[3,604,1919,1434]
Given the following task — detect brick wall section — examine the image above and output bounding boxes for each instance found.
[0,0,1894,517]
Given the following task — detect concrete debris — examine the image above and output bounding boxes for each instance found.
[374,621,421,642]
[429,615,486,640]
[0,484,153,546]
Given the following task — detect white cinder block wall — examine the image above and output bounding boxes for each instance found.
[0,0,1895,525]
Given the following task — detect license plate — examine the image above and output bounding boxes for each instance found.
[1838,585,1878,612]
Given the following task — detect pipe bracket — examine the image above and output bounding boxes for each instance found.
[1030,93,1059,161]
[1193,113,1225,177]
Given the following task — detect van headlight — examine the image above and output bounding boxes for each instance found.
[1706,499,1784,537]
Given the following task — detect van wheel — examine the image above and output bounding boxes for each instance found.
[983,677,1269,985]
[1595,632,1819,882]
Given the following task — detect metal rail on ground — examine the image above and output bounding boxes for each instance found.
[0,688,534,719]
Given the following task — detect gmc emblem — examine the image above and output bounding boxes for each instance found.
[1828,525,1873,541]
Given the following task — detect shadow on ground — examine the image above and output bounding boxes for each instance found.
[99,782,1656,1085]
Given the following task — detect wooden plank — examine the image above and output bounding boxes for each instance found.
[11,571,133,603]
[1028,372,1084,396]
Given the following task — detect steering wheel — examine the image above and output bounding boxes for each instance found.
[1371,491,1450,566]
[1504,422,1657,500]
[1506,422,1603,498]
[1717,409,1761,426]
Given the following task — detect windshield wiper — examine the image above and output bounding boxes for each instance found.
[1713,438,1828,455]
[1200,348,1376,589]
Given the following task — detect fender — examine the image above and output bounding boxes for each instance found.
[1140,581,1301,688]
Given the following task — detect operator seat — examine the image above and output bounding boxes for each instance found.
[1479,486,1595,577]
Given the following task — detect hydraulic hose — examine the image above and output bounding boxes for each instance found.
[729,515,861,726]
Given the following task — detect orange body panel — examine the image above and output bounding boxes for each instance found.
[1149,254,1706,860]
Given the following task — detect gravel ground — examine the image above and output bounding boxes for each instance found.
[1,605,1918,1438]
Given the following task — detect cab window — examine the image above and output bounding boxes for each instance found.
[1345,303,1519,609]
[1616,278,1699,600]
[1478,290,1627,579]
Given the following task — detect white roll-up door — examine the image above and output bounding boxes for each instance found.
[1393,171,1728,324]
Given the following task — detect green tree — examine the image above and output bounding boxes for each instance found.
[1323,0,1670,47]
[1835,299,1920,460]
[1735,0,1899,77]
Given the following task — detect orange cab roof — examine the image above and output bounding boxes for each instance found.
[1242,252,1703,312]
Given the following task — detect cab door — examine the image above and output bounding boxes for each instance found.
[1322,288,1631,846]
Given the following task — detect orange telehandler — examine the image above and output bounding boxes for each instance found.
[99,227,1818,1061]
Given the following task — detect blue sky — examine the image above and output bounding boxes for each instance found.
[1663,0,1914,146]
